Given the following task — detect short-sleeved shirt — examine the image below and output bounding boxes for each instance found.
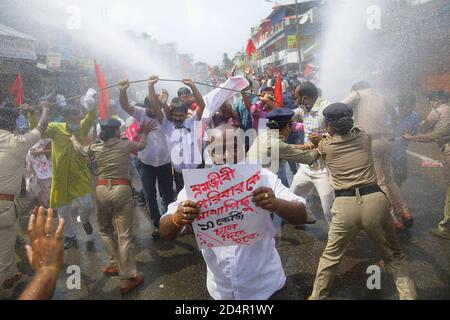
[392,110,420,161]
[423,104,450,148]
[247,131,319,173]
[161,112,201,173]
[250,101,271,131]
[162,168,306,300]
[132,106,171,167]
[294,98,330,172]
[87,137,144,180]
[294,98,329,143]
[319,128,378,190]
[233,97,253,132]
[342,88,390,136]
[0,129,41,195]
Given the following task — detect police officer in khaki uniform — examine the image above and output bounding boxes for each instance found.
[0,102,50,290]
[247,108,320,172]
[247,108,320,224]
[72,118,156,295]
[343,82,413,231]
[309,103,417,300]
[403,91,450,239]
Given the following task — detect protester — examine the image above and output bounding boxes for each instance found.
[29,93,97,249]
[343,81,414,232]
[146,75,206,195]
[25,139,52,207]
[391,95,420,187]
[119,79,174,238]
[160,124,310,300]
[242,86,277,130]
[308,103,417,300]
[290,81,335,225]
[0,101,50,291]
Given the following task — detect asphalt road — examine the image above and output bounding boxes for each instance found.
[4,151,449,300]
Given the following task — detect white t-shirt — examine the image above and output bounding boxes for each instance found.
[133,106,171,167]
[161,112,202,173]
[162,168,306,300]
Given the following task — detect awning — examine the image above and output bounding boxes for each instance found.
[0,23,37,60]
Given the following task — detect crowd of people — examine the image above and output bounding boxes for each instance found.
[0,65,449,300]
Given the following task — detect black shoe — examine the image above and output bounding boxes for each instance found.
[83,222,93,235]
[64,237,78,250]
[152,228,160,239]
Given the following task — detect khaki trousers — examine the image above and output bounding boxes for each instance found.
[310,192,417,300]
[372,138,408,218]
[96,185,138,280]
[0,201,19,288]
[438,145,450,235]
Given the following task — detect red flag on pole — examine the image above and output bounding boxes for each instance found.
[94,61,110,120]
[246,38,256,57]
[274,72,284,108]
[9,74,24,107]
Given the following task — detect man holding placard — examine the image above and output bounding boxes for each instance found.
[160,124,310,300]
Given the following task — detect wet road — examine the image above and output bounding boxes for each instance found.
[6,151,450,300]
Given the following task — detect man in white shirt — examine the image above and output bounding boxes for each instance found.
[291,82,335,224]
[146,76,206,195]
[159,125,309,300]
[119,81,174,238]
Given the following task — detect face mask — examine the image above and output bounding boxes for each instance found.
[67,123,81,133]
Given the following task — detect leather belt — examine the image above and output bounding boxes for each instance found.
[335,185,381,198]
[0,194,15,202]
[97,179,131,186]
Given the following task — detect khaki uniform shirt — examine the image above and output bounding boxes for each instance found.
[0,129,41,196]
[87,137,145,180]
[247,130,319,173]
[319,128,378,190]
[343,88,390,137]
[423,104,450,150]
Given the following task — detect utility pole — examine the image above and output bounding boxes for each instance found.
[294,0,303,76]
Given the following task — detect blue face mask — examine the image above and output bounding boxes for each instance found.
[67,123,81,133]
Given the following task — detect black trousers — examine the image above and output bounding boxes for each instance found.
[137,161,174,228]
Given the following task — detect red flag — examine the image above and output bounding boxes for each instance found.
[304,64,311,80]
[246,39,256,57]
[9,74,24,107]
[94,61,110,120]
[274,72,284,108]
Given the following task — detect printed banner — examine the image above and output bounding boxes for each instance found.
[183,164,267,250]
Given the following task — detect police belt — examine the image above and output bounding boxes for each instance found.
[97,179,131,186]
[335,185,381,198]
[0,194,15,202]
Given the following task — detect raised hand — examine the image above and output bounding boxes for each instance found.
[25,207,64,273]
[148,75,159,86]
[181,79,195,88]
[119,79,130,91]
